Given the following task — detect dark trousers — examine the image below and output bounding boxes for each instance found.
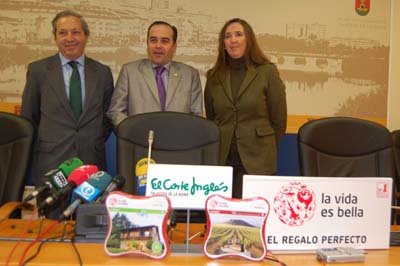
[226,140,247,199]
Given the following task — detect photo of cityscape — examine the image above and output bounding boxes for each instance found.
[0,0,390,119]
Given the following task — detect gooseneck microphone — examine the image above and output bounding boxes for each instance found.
[59,171,113,220]
[135,130,155,195]
[22,157,84,203]
[147,130,154,165]
[95,175,126,203]
[38,165,98,210]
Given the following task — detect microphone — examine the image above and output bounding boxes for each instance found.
[50,157,84,190]
[135,158,155,196]
[23,179,53,203]
[95,175,126,203]
[135,130,156,195]
[22,157,84,202]
[39,165,98,209]
[59,171,113,220]
[147,130,154,165]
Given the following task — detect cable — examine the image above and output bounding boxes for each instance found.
[20,220,75,266]
[71,236,83,266]
[22,228,74,266]
[4,209,38,266]
[265,252,288,266]
[37,216,45,236]
[60,220,69,242]
[18,220,60,265]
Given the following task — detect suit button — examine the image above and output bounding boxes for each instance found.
[233,121,237,125]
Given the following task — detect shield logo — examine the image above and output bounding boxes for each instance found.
[355,0,370,16]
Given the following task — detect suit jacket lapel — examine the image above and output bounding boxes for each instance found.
[46,54,75,120]
[81,57,98,122]
[237,65,257,99]
[218,70,234,104]
[166,62,181,109]
[141,60,161,105]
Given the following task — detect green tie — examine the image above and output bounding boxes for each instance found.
[68,61,82,119]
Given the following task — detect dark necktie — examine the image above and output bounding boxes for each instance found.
[155,66,167,111]
[68,61,82,119]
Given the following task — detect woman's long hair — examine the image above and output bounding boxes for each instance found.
[208,18,270,78]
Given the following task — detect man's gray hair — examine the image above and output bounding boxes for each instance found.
[52,10,90,36]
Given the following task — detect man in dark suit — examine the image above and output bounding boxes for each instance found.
[107,21,203,127]
[21,10,114,203]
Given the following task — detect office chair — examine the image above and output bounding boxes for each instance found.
[298,116,396,224]
[0,112,34,217]
[116,111,219,193]
[116,111,220,240]
[298,117,394,177]
[391,130,400,224]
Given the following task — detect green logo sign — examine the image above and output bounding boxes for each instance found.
[150,176,228,196]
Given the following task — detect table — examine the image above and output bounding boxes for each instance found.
[0,218,399,266]
[1,241,399,266]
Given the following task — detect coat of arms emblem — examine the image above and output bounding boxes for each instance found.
[355,0,370,16]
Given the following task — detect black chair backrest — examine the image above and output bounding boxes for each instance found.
[391,130,400,195]
[116,111,219,194]
[0,112,34,206]
[298,117,394,178]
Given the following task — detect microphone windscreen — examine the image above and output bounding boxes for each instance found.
[135,158,155,176]
[68,165,99,186]
[135,158,155,196]
[87,171,113,191]
[73,171,112,202]
[94,175,126,203]
[49,169,68,190]
[59,157,84,176]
